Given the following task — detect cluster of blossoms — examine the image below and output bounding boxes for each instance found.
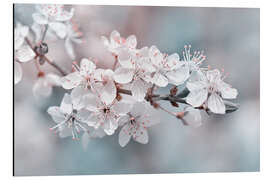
[15,4,239,149]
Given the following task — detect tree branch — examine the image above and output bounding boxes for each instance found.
[25,37,68,76]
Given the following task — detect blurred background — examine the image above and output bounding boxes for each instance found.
[14,4,260,176]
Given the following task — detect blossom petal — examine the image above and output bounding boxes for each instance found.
[152,72,168,87]
[183,107,202,128]
[118,115,130,126]
[46,73,61,86]
[149,46,163,66]
[166,66,190,86]
[206,69,221,83]
[186,88,208,107]
[84,93,99,112]
[112,101,132,115]
[60,93,73,114]
[15,61,22,84]
[131,79,150,102]
[113,67,134,84]
[110,30,121,47]
[102,80,117,105]
[54,8,74,21]
[80,58,96,75]
[86,113,100,128]
[59,126,72,138]
[103,120,116,136]
[117,48,134,68]
[126,35,137,49]
[71,86,90,110]
[49,22,67,39]
[133,127,148,144]
[166,53,180,70]
[61,71,82,89]
[218,82,238,99]
[207,93,226,114]
[32,13,48,24]
[138,104,160,127]
[119,124,132,147]
[15,45,35,62]
[47,106,65,123]
[186,80,207,92]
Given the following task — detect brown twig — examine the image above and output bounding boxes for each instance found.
[24,37,67,76]
[112,55,118,70]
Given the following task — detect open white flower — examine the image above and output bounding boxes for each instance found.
[33,72,61,98]
[32,4,74,38]
[118,101,160,147]
[186,69,238,114]
[85,93,132,135]
[149,46,189,87]
[61,58,97,90]
[101,30,137,55]
[64,22,83,60]
[48,93,92,140]
[114,47,154,101]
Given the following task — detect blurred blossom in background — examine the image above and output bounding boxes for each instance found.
[14,4,259,176]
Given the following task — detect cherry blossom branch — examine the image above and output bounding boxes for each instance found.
[25,37,68,76]
[117,88,239,114]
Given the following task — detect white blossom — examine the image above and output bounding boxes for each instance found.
[101,30,137,55]
[48,93,92,140]
[186,69,238,114]
[181,45,207,81]
[32,4,74,39]
[182,45,206,72]
[85,93,132,135]
[149,46,190,87]
[114,47,155,101]
[61,58,97,90]
[118,101,160,147]
[33,73,61,98]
